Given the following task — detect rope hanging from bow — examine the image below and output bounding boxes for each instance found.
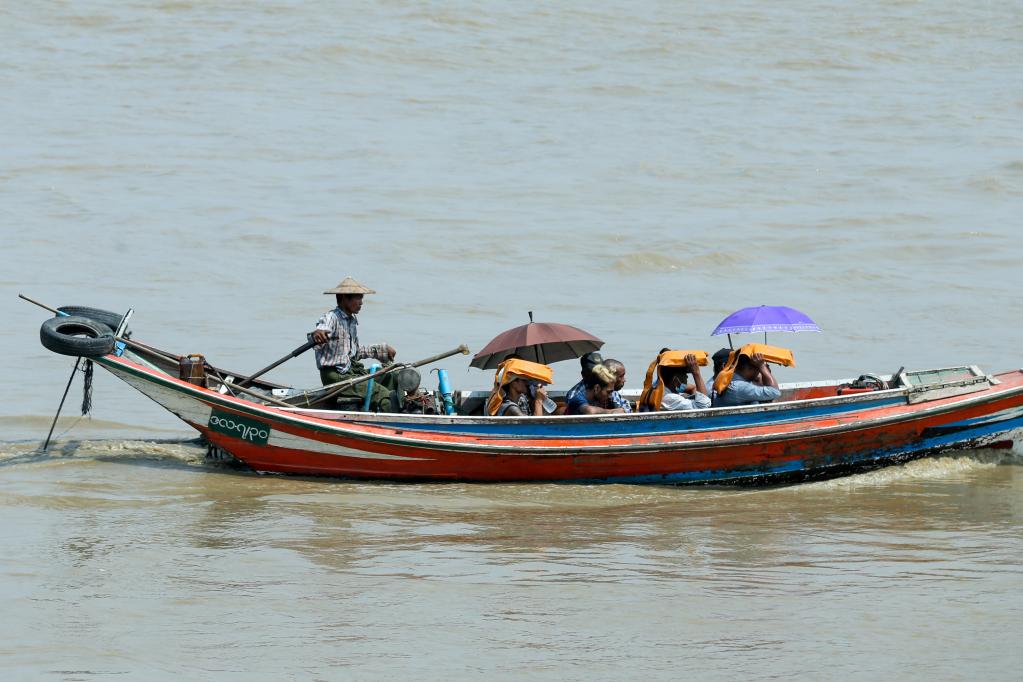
[81,359,94,416]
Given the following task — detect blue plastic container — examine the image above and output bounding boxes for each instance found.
[363,362,381,411]
[435,368,455,415]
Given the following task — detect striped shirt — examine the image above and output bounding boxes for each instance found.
[310,307,388,373]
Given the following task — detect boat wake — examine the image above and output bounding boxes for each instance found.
[0,438,208,470]
[0,415,186,433]
[804,446,1022,490]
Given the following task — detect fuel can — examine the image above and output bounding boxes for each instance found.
[178,354,207,386]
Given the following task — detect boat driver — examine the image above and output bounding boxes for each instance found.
[310,276,398,411]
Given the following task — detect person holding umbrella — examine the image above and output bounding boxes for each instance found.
[712,349,783,408]
[487,358,554,417]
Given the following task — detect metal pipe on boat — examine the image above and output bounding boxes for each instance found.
[20,293,186,364]
[18,293,61,315]
[19,294,236,374]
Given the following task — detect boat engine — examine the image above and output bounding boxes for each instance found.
[838,373,888,395]
[387,367,437,413]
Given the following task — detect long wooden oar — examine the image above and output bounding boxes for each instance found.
[235,340,316,388]
[312,344,471,405]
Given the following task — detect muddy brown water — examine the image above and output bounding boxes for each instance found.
[2,0,1022,677]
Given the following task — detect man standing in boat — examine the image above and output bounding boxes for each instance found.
[310,277,398,411]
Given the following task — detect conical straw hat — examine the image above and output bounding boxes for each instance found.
[323,276,376,295]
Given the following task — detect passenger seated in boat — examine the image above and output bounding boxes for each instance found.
[487,358,554,417]
[602,358,633,413]
[638,350,711,412]
[564,351,604,409]
[565,364,626,415]
[710,347,733,402]
[711,348,732,379]
[712,344,791,407]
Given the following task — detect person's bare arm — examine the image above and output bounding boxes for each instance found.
[531,385,548,416]
[752,353,779,390]
[685,353,708,396]
[502,403,525,416]
[579,404,625,415]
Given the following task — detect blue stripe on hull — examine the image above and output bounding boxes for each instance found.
[583,414,1023,485]
[375,396,906,438]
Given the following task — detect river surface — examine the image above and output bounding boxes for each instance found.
[2,0,1022,678]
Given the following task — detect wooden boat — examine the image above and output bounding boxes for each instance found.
[58,335,1021,485]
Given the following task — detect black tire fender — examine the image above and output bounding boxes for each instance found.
[56,306,126,332]
[40,316,116,358]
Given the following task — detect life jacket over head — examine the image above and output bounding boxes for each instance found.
[638,349,709,412]
[712,343,795,397]
[486,358,554,416]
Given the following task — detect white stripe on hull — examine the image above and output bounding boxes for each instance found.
[109,365,424,462]
[265,429,424,461]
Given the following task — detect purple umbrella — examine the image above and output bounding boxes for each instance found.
[711,305,821,347]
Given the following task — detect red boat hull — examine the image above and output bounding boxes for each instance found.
[96,355,1023,484]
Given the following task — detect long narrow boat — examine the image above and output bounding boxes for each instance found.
[36,313,1021,484]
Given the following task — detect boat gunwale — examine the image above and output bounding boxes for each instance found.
[114,343,1004,426]
[110,347,912,424]
[98,353,1023,456]
[114,343,937,423]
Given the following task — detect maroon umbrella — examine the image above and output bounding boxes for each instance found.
[470,312,604,369]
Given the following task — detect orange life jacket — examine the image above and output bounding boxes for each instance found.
[712,343,795,397]
[637,350,710,412]
[486,358,554,416]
